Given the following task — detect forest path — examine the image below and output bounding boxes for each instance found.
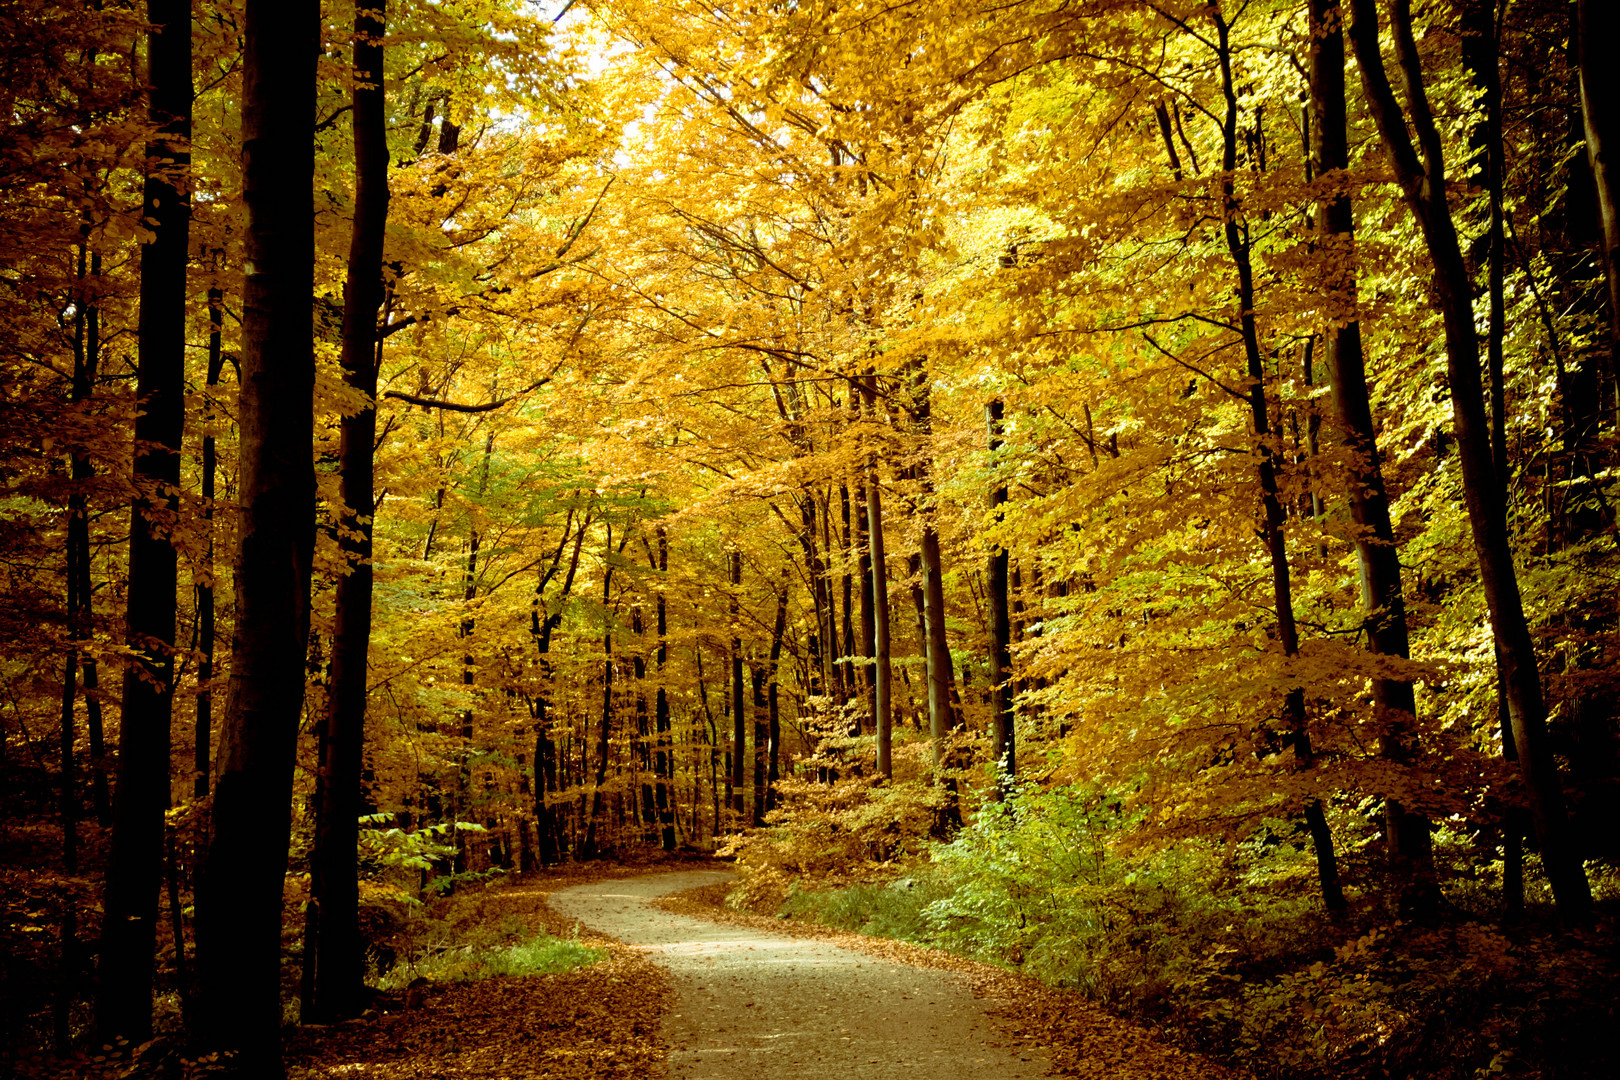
[549,870,1052,1079]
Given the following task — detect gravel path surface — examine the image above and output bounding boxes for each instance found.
[550,870,1052,1079]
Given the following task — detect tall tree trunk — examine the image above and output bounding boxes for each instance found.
[196,284,225,800]
[766,583,786,814]
[309,0,389,1021]
[1201,5,1348,914]
[585,526,617,856]
[729,550,746,817]
[751,661,767,826]
[1306,0,1411,916]
[1462,0,1525,916]
[839,485,857,705]
[1348,0,1591,918]
[99,0,192,1042]
[862,375,893,777]
[532,510,586,866]
[652,527,675,850]
[633,607,655,840]
[193,0,319,1062]
[986,400,1015,793]
[1579,0,1620,375]
[911,368,957,768]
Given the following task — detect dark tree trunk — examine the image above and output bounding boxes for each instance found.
[309,0,389,1021]
[986,400,1015,793]
[193,0,319,1063]
[729,550,746,817]
[856,474,876,736]
[533,511,586,866]
[751,662,767,826]
[862,375,893,777]
[1580,0,1620,367]
[99,0,192,1043]
[196,285,226,801]
[910,368,957,773]
[1461,0,1525,917]
[1349,0,1591,918]
[652,527,675,850]
[585,526,617,856]
[1305,0,1408,917]
[766,586,786,814]
[839,485,857,703]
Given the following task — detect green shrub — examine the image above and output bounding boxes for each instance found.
[751,780,1620,1080]
[375,930,603,989]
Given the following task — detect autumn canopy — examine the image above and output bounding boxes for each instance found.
[3,0,1618,1075]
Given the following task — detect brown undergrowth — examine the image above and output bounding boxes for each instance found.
[282,859,697,1080]
[655,880,1248,1080]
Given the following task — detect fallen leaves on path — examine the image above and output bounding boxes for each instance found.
[655,880,1248,1080]
[286,864,680,1080]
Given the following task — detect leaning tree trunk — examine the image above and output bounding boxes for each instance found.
[1306,0,1425,917]
[193,0,319,1064]
[98,0,191,1043]
[309,0,389,1022]
[1348,0,1591,918]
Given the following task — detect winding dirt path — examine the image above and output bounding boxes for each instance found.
[549,870,1052,1080]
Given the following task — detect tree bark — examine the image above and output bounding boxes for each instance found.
[909,364,958,807]
[196,284,225,801]
[861,375,893,777]
[1579,0,1620,369]
[1305,0,1412,916]
[309,0,389,1021]
[584,525,617,856]
[532,510,587,865]
[99,0,191,1042]
[652,527,675,849]
[986,400,1015,793]
[729,550,746,817]
[856,477,876,734]
[1348,0,1591,917]
[193,0,319,1063]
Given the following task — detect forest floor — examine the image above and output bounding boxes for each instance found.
[285,860,1239,1080]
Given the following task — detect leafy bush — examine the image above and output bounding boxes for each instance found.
[750,780,1620,1080]
[374,929,603,989]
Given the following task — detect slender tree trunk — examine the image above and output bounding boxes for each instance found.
[862,375,893,777]
[766,584,786,814]
[652,527,675,850]
[910,367,957,774]
[68,240,111,827]
[533,512,586,866]
[196,284,225,801]
[193,0,319,1062]
[986,400,1015,794]
[633,607,655,840]
[839,486,857,705]
[1349,0,1591,917]
[1462,0,1527,917]
[1579,0,1620,370]
[751,661,767,826]
[99,0,191,1042]
[729,551,746,817]
[1305,0,1410,916]
[585,527,617,856]
[310,0,389,1020]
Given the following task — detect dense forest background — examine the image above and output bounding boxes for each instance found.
[2,0,1618,1076]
